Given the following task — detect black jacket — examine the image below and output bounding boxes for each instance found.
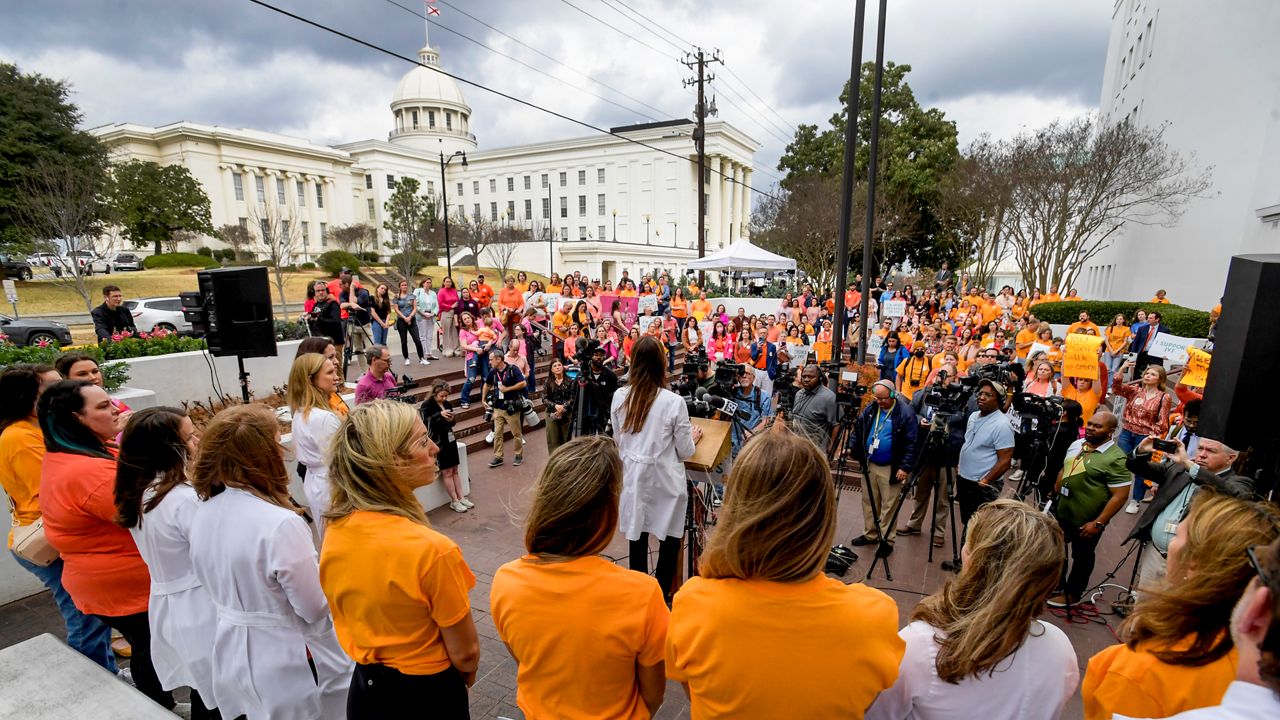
[853,396,922,479]
[308,298,343,345]
[91,303,137,341]
[1125,451,1255,543]
[420,397,460,470]
[908,383,968,466]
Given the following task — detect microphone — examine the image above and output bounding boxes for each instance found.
[706,395,749,420]
[694,386,709,400]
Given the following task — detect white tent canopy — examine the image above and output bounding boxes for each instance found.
[685,239,796,272]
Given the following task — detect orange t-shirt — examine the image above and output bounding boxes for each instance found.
[40,451,151,617]
[319,510,476,675]
[980,302,1002,325]
[671,298,688,319]
[491,555,668,720]
[690,299,712,321]
[1015,328,1038,359]
[667,574,903,719]
[476,283,495,307]
[1105,326,1132,354]
[1083,641,1237,720]
[1149,296,1171,304]
[1068,321,1101,336]
[0,419,44,548]
[1042,293,1063,303]
[1061,382,1101,423]
[499,287,524,312]
[767,325,784,344]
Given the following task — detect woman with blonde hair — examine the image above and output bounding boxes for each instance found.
[867,499,1077,720]
[288,352,343,537]
[320,401,479,718]
[612,335,701,598]
[1083,492,1280,720]
[667,423,903,717]
[188,404,353,720]
[491,435,668,720]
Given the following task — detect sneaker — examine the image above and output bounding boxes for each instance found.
[514,455,524,466]
[459,498,474,508]
[428,355,440,360]
[485,430,496,444]
[488,457,503,468]
[896,526,921,536]
[460,403,470,409]
[1009,469,1025,481]
[404,358,411,366]
[1124,500,1141,514]
[420,358,430,365]
[1047,594,1077,608]
[450,500,468,513]
[116,667,134,686]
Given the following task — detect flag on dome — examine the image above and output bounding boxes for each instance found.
[427,5,440,15]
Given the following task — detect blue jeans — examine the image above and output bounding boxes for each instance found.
[1102,351,1125,378]
[460,357,479,405]
[371,322,388,346]
[1116,427,1148,501]
[11,551,116,673]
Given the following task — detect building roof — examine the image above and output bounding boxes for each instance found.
[392,46,469,111]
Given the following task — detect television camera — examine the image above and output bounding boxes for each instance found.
[384,374,419,404]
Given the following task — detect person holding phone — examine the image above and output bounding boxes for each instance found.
[1113,360,1173,514]
[422,380,469,513]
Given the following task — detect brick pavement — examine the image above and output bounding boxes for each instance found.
[1,421,1143,719]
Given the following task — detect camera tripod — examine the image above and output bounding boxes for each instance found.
[1013,417,1070,509]
[828,403,861,502]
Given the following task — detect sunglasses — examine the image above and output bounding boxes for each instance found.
[1246,545,1274,588]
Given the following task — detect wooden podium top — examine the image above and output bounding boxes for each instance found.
[685,417,732,471]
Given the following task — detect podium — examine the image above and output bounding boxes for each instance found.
[685,418,732,471]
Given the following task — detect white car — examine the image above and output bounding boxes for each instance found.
[125,296,190,334]
[64,252,112,275]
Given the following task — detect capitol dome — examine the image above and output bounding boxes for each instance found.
[389,46,477,154]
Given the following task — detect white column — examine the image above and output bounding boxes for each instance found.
[217,164,238,230]
[740,167,753,238]
[719,159,733,249]
[707,156,722,254]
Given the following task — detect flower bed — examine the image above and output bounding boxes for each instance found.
[0,329,206,391]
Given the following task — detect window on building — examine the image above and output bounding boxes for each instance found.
[559,171,567,187]
[578,195,587,216]
[365,174,373,189]
[368,198,375,220]
[560,196,568,218]
[541,173,549,189]
[598,225,606,241]
[320,222,327,246]
[1144,18,1154,57]
[301,221,309,244]
[457,204,464,218]
[457,182,463,196]
[316,184,324,208]
[473,203,480,220]
[297,180,305,206]
[597,194,606,215]
[446,112,453,131]
[489,178,497,193]
[276,177,286,204]
[704,194,710,215]
[578,169,586,186]
[256,175,266,198]
[506,177,514,192]
[560,226,568,241]
[542,197,550,219]
[428,110,436,128]
[426,181,434,195]
[387,174,396,189]
[578,226,587,241]
[473,180,479,194]
[597,167,605,183]
[507,200,515,218]
[281,220,289,241]
[411,110,419,129]
[523,175,531,190]
[524,199,532,219]
[260,219,270,239]
[490,202,498,221]
[238,217,247,230]
[233,172,244,201]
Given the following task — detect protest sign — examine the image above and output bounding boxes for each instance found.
[1063,333,1104,380]
[883,299,907,318]
[638,294,658,315]
[1182,347,1212,388]
[1148,332,1193,366]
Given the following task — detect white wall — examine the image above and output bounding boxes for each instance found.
[121,341,303,409]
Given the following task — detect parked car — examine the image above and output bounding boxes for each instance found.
[125,296,191,334]
[112,253,143,271]
[0,254,33,280]
[0,314,73,347]
[65,251,112,275]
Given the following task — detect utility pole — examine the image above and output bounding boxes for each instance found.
[683,47,722,288]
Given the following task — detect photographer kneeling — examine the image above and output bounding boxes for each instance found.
[850,380,921,553]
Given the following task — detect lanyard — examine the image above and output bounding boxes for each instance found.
[869,408,889,450]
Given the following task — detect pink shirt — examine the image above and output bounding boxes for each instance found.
[437,287,459,313]
[354,371,397,404]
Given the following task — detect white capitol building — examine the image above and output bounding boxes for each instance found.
[92,40,760,283]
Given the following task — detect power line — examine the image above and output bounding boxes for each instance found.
[430,0,679,120]
[711,78,794,145]
[553,0,680,62]
[721,65,799,135]
[245,0,778,200]
[596,0,687,53]
[376,0,665,123]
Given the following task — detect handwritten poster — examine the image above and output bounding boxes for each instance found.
[864,333,884,358]
[1063,333,1104,380]
[637,294,658,315]
[1182,346,1212,388]
[882,299,907,318]
[1028,341,1052,359]
[601,294,639,330]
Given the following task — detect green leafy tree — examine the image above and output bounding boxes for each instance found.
[777,61,960,271]
[106,159,216,255]
[383,178,437,279]
[0,63,108,252]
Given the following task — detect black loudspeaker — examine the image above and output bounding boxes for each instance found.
[1199,254,1280,451]
[196,266,277,358]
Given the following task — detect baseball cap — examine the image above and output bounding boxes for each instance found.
[977,378,1006,398]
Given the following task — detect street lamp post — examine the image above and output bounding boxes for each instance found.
[438,144,468,278]
[644,214,651,245]
[612,208,617,242]
[670,221,678,247]
[547,182,554,276]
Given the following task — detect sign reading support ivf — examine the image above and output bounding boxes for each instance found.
[864,333,884,358]
[1148,332,1194,366]
[882,299,907,319]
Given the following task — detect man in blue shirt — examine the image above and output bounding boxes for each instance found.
[730,366,773,457]
[957,379,1016,527]
[850,380,921,551]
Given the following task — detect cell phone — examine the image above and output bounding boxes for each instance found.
[1152,439,1179,453]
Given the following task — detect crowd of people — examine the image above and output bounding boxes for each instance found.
[4,266,1274,720]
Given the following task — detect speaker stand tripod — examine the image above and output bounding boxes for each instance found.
[237,355,252,404]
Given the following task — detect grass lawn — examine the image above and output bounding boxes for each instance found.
[11,265,545,315]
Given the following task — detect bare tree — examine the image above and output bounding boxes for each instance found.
[485,225,528,279]
[248,202,301,321]
[935,143,1010,289]
[218,223,253,260]
[451,212,491,270]
[14,160,108,312]
[324,223,376,259]
[991,116,1212,292]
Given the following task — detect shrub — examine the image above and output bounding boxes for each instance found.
[388,250,432,277]
[195,246,214,257]
[211,248,236,262]
[275,319,311,341]
[299,262,317,270]
[98,330,208,360]
[357,251,381,263]
[0,342,129,391]
[317,250,361,275]
[142,252,219,269]
[1030,300,1210,338]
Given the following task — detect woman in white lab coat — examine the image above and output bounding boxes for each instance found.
[189,403,353,720]
[114,406,218,719]
[287,353,343,539]
[611,335,701,600]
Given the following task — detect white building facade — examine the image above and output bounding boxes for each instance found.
[1082,0,1280,309]
[92,43,759,285]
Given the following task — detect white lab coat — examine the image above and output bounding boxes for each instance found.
[611,388,696,541]
[189,488,353,720]
[128,482,217,706]
[291,407,342,539]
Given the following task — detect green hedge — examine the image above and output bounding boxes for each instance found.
[1030,301,1210,338]
[317,250,361,275]
[195,246,214,257]
[0,343,130,391]
[142,252,219,269]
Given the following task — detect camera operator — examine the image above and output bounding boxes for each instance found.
[354,346,396,405]
[483,349,528,469]
[308,282,344,358]
[791,364,838,448]
[340,278,375,373]
[730,366,773,458]
[577,342,619,436]
[1124,434,1254,589]
[957,379,1015,528]
[1048,410,1131,607]
[900,369,967,547]
[850,380,921,552]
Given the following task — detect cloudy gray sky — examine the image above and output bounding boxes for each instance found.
[2,0,1111,188]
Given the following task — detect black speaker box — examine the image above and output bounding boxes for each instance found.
[197,266,277,358]
[1199,254,1280,451]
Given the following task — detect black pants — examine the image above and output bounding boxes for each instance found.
[1057,517,1103,600]
[348,663,469,719]
[956,477,1001,528]
[94,611,174,710]
[396,318,424,360]
[630,533,682,599]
